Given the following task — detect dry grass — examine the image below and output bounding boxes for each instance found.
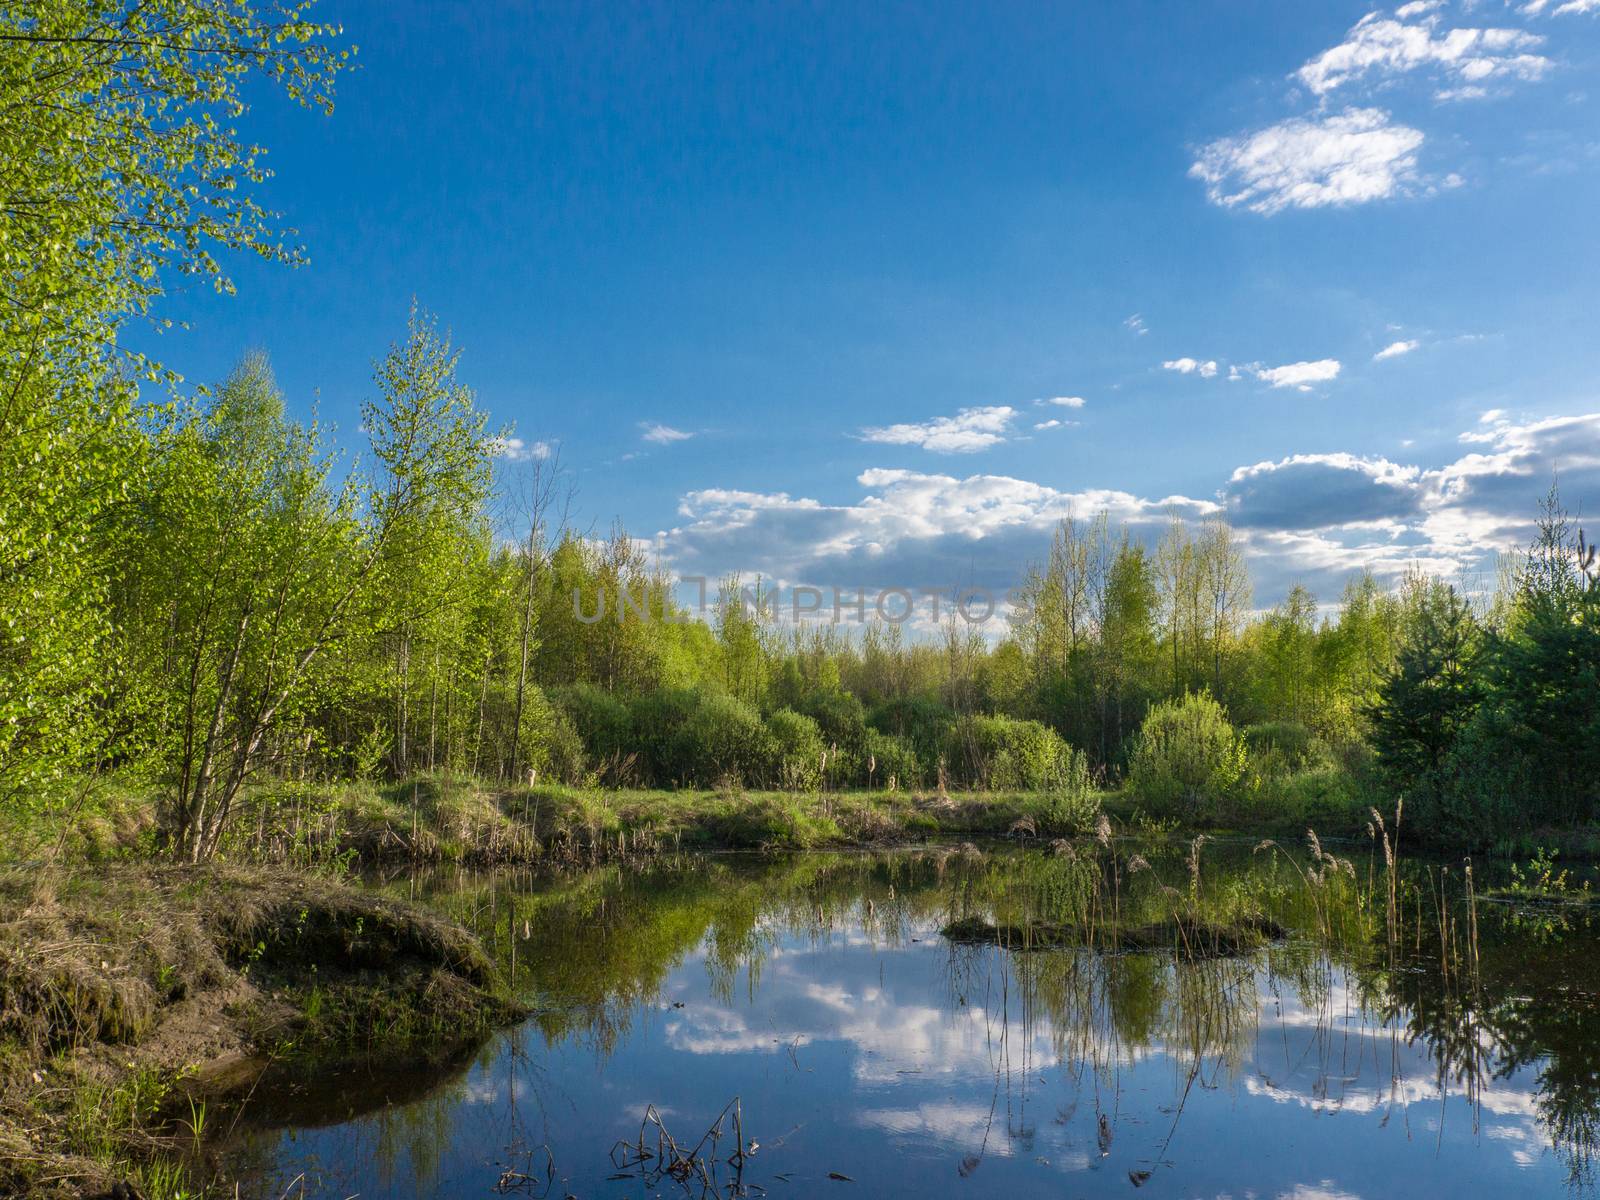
[0,863,515,1199]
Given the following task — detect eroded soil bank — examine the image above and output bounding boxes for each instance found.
[0,864,519,1199]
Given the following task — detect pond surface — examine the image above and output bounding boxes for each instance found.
[230,842,1600,1198]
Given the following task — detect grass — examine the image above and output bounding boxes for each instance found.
[8,768,1390,876]
[940,912,1290,958]
[246,775,1123,860]
[0,862,518,1198]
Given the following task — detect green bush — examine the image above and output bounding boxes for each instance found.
[1127,692,1247,822]
[799,689,869,755]
[1242,721,1314,771]
[540,706,588,785]
[764,709,826,790]
[1033,747,1101,834]
[863,728,922,790]
[512,686,586,785]
[794,688,871,784]
[1241,758,1368,831]
[671,692,775,787]
[550,683,633,780]
[945,714,1079,791]
[627,689,703,784]
[706,790,841,848]
[868,697,954,777]
[1425,709,1530,847]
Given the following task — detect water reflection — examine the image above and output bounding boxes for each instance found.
[232,845,1600,1198]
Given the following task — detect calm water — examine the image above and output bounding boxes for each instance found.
[228,843,1600,1198]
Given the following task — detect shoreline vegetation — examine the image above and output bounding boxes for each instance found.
[21,771,1600,875]
[5,783,1600,1198]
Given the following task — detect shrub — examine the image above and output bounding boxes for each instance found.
[515,686,586,785]
[945,715,1079,791]
[550,683,633,781]
[868,697,955,777]
[764,709,826,790]
[539,707,587,785]
[706,789,841,848]
[799,689,868,755]
[794,688,871,784]
[627,689,703,784]
[1127,692,1248,822]
[1242,721,1314,772]
[1422,708,1530,847]
[863,728,922,790]
[671,692,775,787]
[1033,748,1101,834]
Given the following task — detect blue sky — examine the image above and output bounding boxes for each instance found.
[142,0,1600,611]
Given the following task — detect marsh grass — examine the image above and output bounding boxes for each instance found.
[16,773,1192,874]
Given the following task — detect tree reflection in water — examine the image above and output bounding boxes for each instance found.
[225,842,1600,1198]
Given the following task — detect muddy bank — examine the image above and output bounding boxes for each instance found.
[0,863,519,1199]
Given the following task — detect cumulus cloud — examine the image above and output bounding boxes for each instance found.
[1191,109,1426,215]
[660,468,1215,595]
[1034,419,1070,431]
[1251,359,1343,390]
[1296,12,1549,98]
[652,412,1600,612]
[1374,338,1420,360]
[1039,395,1086,408]
[1224,453,1423,530]
[640,421,693,445]
[490,435,551,462]
[1163,357,1219,377]
[1423,411,1600,551]
[859,406,1016,454]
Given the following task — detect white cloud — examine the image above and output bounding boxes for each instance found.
[640,421,693,445]
[490,435,551,462]
[1124,313,1148,336]
[655,412,1600,611]
[1225,452,1423,530]
[1296,13,1549,98]
[664,1006,815,1056]
[1374,338,1420,360]
[660,468,1216,594]
[1034,418,1073,431]
[1396,0,1443,16]
[1191,108,1425,215]
[1524,0,1600,16]
[859,406,1016,454]
[1039,395,1086,408]
[1252,359,1343,390]
[1423,411,1600,550]
[1275,1185,1363,1200]
[1163,357,1219,377]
